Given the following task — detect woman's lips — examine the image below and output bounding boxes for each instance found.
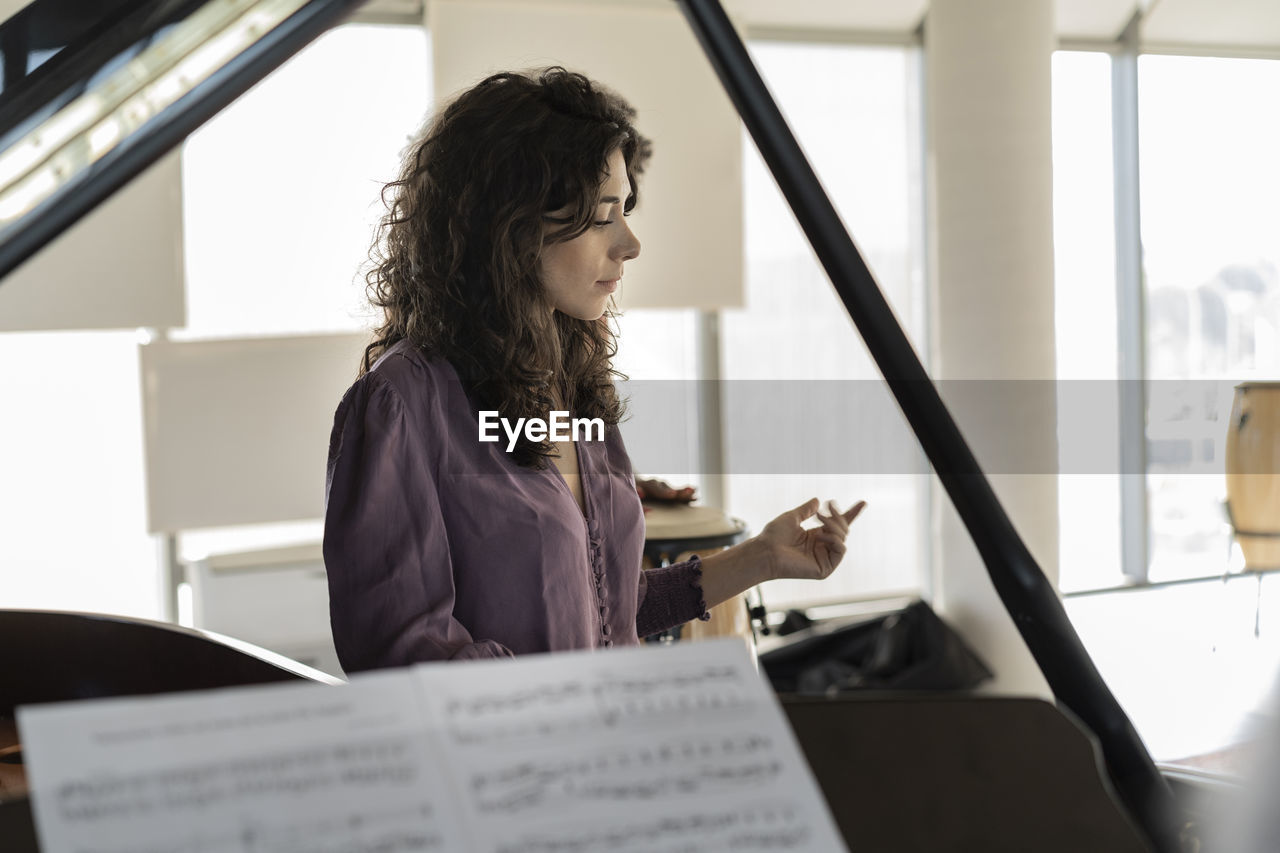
[596,279,619,293]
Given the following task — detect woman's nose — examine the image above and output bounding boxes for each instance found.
[616,219,640,261]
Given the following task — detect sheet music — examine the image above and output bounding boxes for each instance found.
[417,642,845,851]
[19,640,847,852]
[18,671,468,853]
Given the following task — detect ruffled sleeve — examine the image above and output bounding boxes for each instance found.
[635,555,713,639]
[323,371,514,671]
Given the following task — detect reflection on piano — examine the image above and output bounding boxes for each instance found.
[0,609,340,848]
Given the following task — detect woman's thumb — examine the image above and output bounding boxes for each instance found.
[791,497,820,520]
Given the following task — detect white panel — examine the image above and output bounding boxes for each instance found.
[429,0,743,310]
[1142,0,1280,48]
[140,333,369,531]
[190,543,342,678]
[0,152,185,331]
[726,0,927,33]
[1056,0,1140,40]
[926,0,1058,697]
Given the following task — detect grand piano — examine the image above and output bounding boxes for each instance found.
[0,0,1228,850]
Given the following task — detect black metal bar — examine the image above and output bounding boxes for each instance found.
[0,1,188,153]
[673,1,1184,849]
[0,0,366,283]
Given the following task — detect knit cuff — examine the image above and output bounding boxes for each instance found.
[635,555,711,638]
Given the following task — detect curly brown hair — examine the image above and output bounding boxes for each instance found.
[361,67,651,468]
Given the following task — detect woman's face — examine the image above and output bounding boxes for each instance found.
[539,148,642,321]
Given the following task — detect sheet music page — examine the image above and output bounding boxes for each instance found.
[19,639,846,852]
[18,671,471,853]
[412,638,848,852]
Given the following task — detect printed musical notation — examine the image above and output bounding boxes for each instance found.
[19,640,848,852]
[54,736,420,823]
[443,664,753,746]
[78,802,444,853]
[492,801,813,853]
[469,734,780,814]
[19,672,471,853]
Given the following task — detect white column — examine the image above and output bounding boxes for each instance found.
[925,0,1059,695]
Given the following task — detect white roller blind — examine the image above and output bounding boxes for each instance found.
[0,152,185,331]
[140,333,368,532]
[428,0,744,309]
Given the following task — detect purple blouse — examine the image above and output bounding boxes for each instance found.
[322,339,709,672]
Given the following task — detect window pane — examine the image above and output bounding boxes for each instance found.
[180,24,430,338]
[1139,55,1280,582]
[1051,50,1123,592]
[611,309,705,499]
[0,331,157,617]
[723,42,926,607]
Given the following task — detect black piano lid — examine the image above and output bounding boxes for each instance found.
[0,0,1184,849]
[0,1,202,156]
[0,0,365,282]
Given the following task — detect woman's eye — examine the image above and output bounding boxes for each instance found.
[593,219,614,227]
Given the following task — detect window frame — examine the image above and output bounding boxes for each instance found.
[1057,24,1280,597]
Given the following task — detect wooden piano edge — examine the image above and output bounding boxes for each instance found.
[0,607,344,848]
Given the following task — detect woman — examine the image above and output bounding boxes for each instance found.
[323,67,865,672]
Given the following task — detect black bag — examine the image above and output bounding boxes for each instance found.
[760,600,992,694]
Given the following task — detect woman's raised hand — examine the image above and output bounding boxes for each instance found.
[756,498,867,582]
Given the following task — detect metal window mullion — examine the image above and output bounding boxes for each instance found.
[1112,13,1150,584]
[695,309,726,511]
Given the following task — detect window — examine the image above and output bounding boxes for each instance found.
[1138,55,1280,583]
[1052,52,1280,590]
[613,40,928,609]
[1052,48,1280,761]
[723,40,927,607]
[1051,50,1123,592]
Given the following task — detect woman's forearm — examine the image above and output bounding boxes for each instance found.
[696,537,774,609]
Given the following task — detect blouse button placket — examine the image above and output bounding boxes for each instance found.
[587,517,610,645]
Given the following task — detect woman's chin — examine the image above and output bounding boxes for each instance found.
[555,300,611,322]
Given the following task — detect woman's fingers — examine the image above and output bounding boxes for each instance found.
[818,503,849,537]
[790,497,821,521]
[813,532,846,555]
[843,500,867,523]
[813,535,846,576]
[766,498,865,578]
[810,499,865,530]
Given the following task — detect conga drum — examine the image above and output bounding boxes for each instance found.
[1226,382,1280,570]
[640,504,752,645]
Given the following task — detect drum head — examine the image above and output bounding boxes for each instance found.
[642,504,745,539]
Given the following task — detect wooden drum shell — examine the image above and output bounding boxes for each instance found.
[1226,382,1280,570]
